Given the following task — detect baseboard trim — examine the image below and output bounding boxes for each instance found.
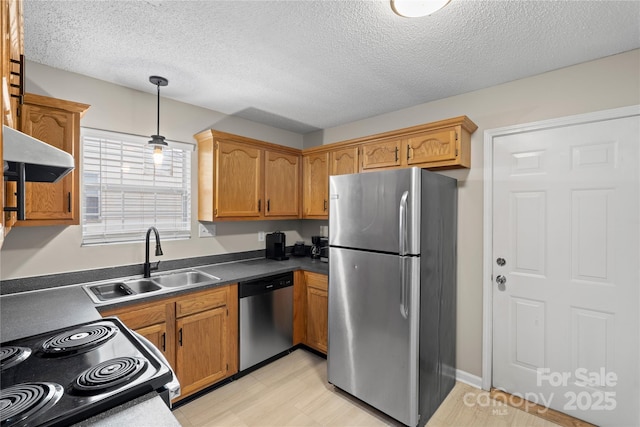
[455,369,483,389]
[489,388,597,427]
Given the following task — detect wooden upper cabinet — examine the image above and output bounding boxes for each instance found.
[330,146,359,176]
[2,0,24,238]
[336,116,477,172]
[16,94,89,226]
[302,152,328,219]
[196,129,301,221]
[264,150,300,217]
[215,139,262,219]
[361,138,401,171]
[406,128,458,165]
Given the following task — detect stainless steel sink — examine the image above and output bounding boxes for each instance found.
[151,270,220,288]
[84,269,221,303]
[126,279,162,294]
[87,279,162,302]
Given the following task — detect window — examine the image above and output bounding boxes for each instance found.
[81,128,192,245]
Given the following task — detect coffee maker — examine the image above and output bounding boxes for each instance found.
[311,235,328,262]
[266,231,289,261]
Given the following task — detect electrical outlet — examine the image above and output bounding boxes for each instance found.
[198,223,216,238]
[258,231,265,242]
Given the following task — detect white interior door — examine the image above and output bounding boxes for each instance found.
[492,114,639,426]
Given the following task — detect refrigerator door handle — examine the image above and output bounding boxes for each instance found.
[400,257,409,319]
[398,191,409,256]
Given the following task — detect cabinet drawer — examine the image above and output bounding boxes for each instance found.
[101,302,167,330]
[305,272,328,292]
[176,287,228,318]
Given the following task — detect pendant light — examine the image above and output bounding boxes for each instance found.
[391,0,450,17]
[148,75,169,165]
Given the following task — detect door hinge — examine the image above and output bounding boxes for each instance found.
[455,131,459,141]
[214,208,218,216]
[226,308,229,316]
[455,148,459,156]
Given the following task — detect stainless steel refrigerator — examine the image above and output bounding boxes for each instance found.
[328,167,457,427]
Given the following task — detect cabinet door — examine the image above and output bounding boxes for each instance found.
[330,146,359,176]
[176,306,228,398]
[135,323,168,359]
[20,104,77,222]
[215,140,262,218]
[100,299,175,370]
[305,272,328,354]
[361,139,401,170]
[306,286,328,354]
[406,128,458,165]
[264,150,300,217]
[302,152,329,219]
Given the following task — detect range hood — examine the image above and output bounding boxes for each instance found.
[3,125,75,221]
[3,124,74,183]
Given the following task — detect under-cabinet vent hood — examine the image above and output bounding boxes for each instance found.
[3,124,74,183]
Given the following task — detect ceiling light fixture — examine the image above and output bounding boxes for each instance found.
[148,75,169,165]
[391,0,451,17]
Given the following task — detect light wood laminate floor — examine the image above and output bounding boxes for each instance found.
[173,349,560,427]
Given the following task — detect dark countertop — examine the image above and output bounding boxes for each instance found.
[0,285,102,342]
[72,393,180,427]
[91,256,328,311]
[0,255,328,427]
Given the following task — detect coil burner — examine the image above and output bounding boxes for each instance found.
[0,347,31,371]
[0,382,63,427]
[73,357,147,394]
[40,324,118,356]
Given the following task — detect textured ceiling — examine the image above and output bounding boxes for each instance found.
[24,0,640,134]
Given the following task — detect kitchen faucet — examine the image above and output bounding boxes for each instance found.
[144,226,163,278]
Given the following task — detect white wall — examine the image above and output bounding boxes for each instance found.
[2,50,638,378]
[0,62,304,279]
[303,49,640,379]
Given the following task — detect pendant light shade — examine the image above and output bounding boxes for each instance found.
[391,0,450,17]
[149,75,168,165]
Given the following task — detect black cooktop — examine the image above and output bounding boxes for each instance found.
[0,318,172,427]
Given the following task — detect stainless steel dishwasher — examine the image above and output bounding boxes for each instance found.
[239,272,293,371]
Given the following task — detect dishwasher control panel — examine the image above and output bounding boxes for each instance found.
[238,272,293,298]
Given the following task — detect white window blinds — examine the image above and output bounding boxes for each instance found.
[82,128,191,245]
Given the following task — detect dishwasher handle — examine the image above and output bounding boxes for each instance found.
[239,272,293,298]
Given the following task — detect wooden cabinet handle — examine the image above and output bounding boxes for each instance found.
[67,192,71,213]
[258,199,261,212]
[178,328,183,346]
[267,199,270,212]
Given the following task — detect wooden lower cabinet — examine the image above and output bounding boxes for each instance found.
[174,286,238,398]
[176,306,228,397]
[100,299,174,367]
[99,284,238,401]
[303,271,328,354]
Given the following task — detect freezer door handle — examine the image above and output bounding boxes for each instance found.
[398,191,409,256]
[400,257,409,319]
